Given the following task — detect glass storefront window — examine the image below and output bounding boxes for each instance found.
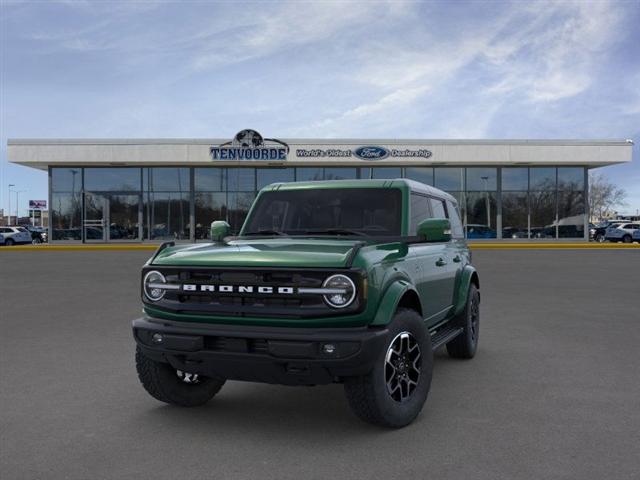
[557,167,584,191]
[145,192,190,240]
[530,190,556,238]
[557,191,585,238]
[502,168,528,191]
[361,167,402,179]
[227,191,256,234]
[296,167,324,181]
[434,168,464,191]
[257,168,295,189]
[324,167,357,180]
[465,192,497,239]
[466,168,497,191]
[145,168,189,192]
[195,192,226,239]
[404,167,433,185]
[51,192,82,240]
[502,192,528,239]
[195,168,225,191]
[51,168,82,193]
[227,168,255,191]
[84,168,141,191]
[529,168,556,191]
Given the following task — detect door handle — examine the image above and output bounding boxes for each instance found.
[453,255,462,263]
[436,258,447,267]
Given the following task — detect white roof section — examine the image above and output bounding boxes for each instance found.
[8,138,633,171]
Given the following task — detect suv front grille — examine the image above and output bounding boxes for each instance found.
[143,267,364,319]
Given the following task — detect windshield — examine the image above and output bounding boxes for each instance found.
[242,188,402,237]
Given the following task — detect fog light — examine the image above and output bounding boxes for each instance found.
[152,333,164,344]
[322,343,336,354]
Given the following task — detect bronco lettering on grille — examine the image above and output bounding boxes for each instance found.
[182,284,295,294]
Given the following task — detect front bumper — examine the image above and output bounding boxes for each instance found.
[132,316,389,386]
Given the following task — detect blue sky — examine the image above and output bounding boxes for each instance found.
[1,0,639,216]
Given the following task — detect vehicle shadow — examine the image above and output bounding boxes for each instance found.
[128,354,462,438]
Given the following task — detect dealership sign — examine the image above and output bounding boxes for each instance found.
[29,200,47,209]
[211,129,289,160]
[211,131,433,162]
[296,146,433,160]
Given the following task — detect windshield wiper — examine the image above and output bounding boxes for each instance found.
[243,229,288,236]
[302,228,366,237]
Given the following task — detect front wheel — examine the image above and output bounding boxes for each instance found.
[595,233,605,243]
[135,346,225,407]
[622,235,632,243]
[32,237,42,244]
[344,308,433,428]
[5,238,14,246]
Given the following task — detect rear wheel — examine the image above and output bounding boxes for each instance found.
[344,308,433,428]
[135,346,225,407]
[446,284,480,359]
[5,238,14,246]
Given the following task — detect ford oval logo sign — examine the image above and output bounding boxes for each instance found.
[354,146,389,160]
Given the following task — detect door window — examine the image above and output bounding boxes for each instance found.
[430,198,447,219]
[410,194,432,234]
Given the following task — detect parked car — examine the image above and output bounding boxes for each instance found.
[502,227,528,239]
[466,224,497,239]
[605,223,640,243]
[0,226,32,245]
[591,220,627,242]
[133,179,480,428]
[20,225,48,244]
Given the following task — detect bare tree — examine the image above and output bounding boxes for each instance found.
[589,172,627,221]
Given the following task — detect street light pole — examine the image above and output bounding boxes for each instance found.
[8,184,15,225]
[15,190,26,224]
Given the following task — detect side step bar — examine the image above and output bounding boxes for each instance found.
[430,326,464,351]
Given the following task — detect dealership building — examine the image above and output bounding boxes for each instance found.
[7,132,633,242]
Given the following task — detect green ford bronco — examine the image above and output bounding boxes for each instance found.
[133,179,480,427]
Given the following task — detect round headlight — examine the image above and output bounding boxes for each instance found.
[322,274,356,308]
[143,270,166,302]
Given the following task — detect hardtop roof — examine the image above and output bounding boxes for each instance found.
[261,178,457,203]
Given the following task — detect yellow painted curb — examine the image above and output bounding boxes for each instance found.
[0,244,158,251]
[468,243,640,249]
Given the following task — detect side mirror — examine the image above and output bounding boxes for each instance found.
[417,218,451,242]
[210,220,231,243]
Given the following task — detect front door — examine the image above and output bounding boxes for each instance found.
[410,242,458,326]
[84,193,142,242]
[84,193,107,242]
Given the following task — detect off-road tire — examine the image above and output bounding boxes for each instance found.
[344,308,433,428]
[135,346,225,407]
[446,284,480,359]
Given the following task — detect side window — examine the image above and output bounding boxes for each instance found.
[429,198,447,219]
[410,193,432,234]
[446,201,464,239]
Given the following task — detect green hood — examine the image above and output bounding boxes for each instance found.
[151,238,363,268]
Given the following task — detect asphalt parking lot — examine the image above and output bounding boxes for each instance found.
[1,249,639,480]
